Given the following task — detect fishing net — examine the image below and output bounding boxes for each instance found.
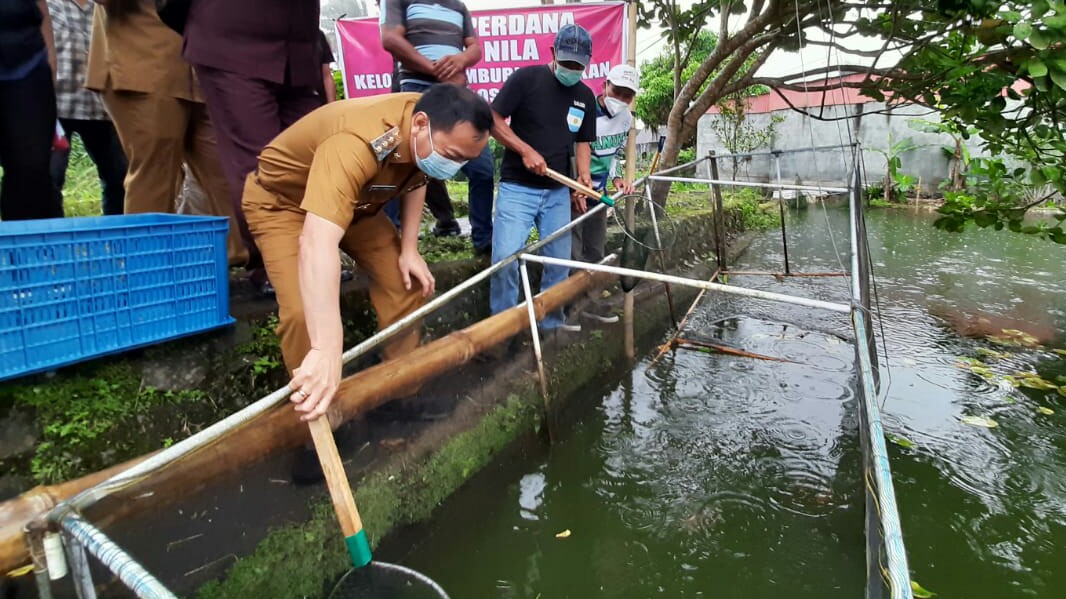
[613,193,675,292]
[612,192,676,253]
[328,561,450,599]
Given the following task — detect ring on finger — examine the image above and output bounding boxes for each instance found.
[293,389,306,400]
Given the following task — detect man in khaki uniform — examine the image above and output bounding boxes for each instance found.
[85,0,246,265]
[242,84,493,421]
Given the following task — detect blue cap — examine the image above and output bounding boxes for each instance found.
[554,24,592,67]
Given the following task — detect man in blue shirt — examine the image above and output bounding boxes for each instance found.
[380,0,495,256]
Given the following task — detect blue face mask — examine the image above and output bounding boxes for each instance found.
[554,63,583,87]
[415,120,466,180]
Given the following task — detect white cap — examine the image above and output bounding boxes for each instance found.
[606,64,640,93]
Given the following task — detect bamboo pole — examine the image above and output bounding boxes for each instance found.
[0,269,612,574]
[622,0,638,361]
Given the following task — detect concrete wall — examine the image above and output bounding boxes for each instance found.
[695,102,989,194]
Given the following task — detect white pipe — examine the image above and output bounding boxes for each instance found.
[643,174,844,193]
[520,254,851,314]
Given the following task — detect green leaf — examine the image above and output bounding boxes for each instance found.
[1019,376,1058,390]
[1001,10,1023,23]
[1030,28,1052,49]
[887,433,916,449]
[1014,22,1033,39]
[960,414,999,428]
[1023,59,1048,76]
[911,580,937,598]
[1037,406,1055,415]
[1048,65,1066,90]
[1034,0,1051,19]
[1031,168,1048,185]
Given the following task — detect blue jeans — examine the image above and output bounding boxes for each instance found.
[386,81,494,250]
[490,182,571,329]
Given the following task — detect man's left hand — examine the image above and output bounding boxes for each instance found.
[433,55,465,82]
[571,192,588,214]
[399,251,436,298]
[614,178,635,195]
[577,172,594,199]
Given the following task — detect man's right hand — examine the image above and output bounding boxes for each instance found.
[521,149,547,176]
[289,348,343,422]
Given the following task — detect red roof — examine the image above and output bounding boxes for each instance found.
[708,73,877,114]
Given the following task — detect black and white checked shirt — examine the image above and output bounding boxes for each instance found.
[48,0,109,121]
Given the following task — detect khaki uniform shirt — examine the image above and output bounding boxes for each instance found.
[85,0,201,101]
[249,93,428,229]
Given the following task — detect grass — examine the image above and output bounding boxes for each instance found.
[61,137,106,217]
[0,363,205,484]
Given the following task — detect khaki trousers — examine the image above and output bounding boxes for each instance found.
[242,176,424,374]
[101,87,248,266]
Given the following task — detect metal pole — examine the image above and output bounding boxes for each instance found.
[774,155,791,275]
[648,176,849,194]
[708,152,727,271]
[59,512,178,599]
[520,254,851,314]
[25,524,55,599]
[63,533,98,599]
[848,164,911,599]
[715,143,857,160]
[519,262,550,415]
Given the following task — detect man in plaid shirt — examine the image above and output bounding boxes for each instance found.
[47,0,127,215]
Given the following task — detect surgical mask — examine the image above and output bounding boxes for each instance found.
[414,120,466,180]
[554,63,583,87]
[604,96,630,118]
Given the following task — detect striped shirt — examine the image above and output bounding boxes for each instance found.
[47,0,109,121]
[380,0,474,86]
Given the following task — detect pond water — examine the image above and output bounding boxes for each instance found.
[376,205,1066,599]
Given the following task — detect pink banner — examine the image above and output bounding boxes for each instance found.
[337,2,627,102]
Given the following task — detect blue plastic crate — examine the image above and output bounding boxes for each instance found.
[0,214,235,381]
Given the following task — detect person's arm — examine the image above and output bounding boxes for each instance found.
[380,25,436,76]
[575,142,592,190]
[610,128,634,194]
[397,185,435,297]
[379,0,435,77]
[288,135,374,421]
[492,110,545,175]
[37,0,56,79]
[574,88,597,192]
[321,64,336,102]
[490,70,546,174]
[290,213,345,421]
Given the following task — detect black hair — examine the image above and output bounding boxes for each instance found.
[413,84,493,134]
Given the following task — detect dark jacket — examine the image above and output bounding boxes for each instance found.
[182,0,320,87]
[0,0,45,76]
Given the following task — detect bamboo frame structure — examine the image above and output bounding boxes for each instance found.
[0,269,612,578]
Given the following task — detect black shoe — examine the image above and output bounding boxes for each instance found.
[432,221,462,237]
[290,445,324,486]
[473,244,491,258]
[368,395,454,422]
